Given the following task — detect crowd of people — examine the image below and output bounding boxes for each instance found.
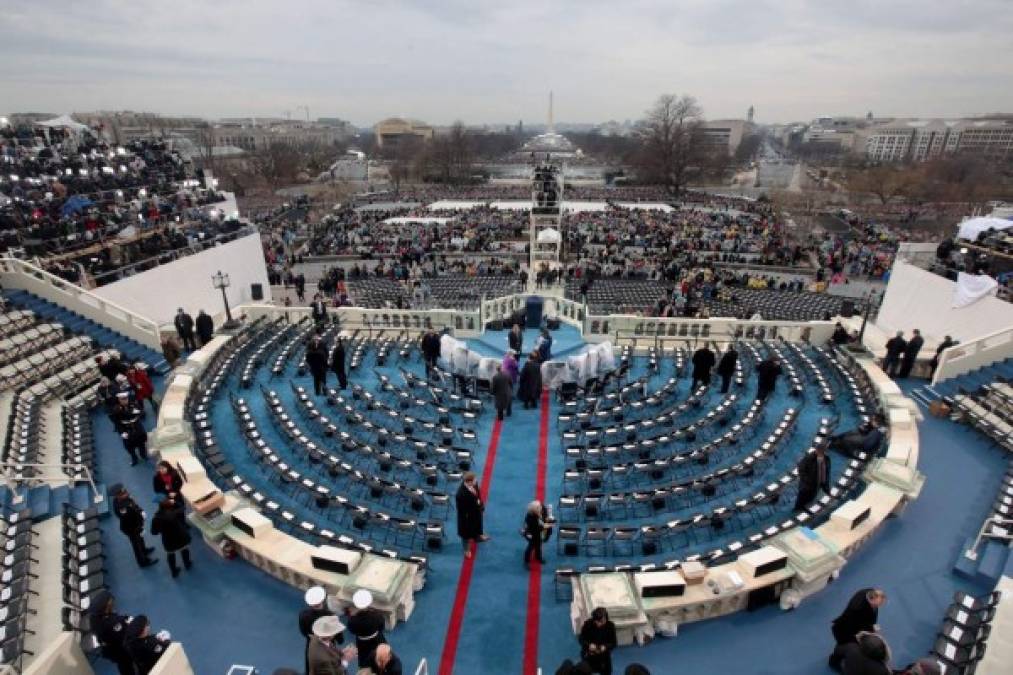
[0,118,230,285]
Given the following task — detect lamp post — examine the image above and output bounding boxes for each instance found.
[212,270,240,329]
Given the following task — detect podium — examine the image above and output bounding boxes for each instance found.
[525,296,544,329]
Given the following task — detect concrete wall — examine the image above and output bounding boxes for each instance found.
[92,231,271,326]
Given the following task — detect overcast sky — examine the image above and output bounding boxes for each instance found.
[3,0,1012,126]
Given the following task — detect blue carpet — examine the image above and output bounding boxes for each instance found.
[89,332,1009,675]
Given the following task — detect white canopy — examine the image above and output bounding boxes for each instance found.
[383,217,451,225]
[35,115,89,132]
[957,216,1013,242]
[537,228,562,244]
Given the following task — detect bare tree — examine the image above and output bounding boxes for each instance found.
[635,94,704,194]
[196,122,217,172]
[428,121,473,184]
[251,142,302,188]
[847,165,915,205]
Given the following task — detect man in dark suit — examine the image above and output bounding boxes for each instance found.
[756,356,782,401]
[195,310,214,346]
[311,293,328,327]
[691,344,716,390]
[829,588,887,670]
[579,607,618,675]
[174,308,195,351]
[491,363,513,420]
[508,324,524,355]
[331,338,347,390]
[716,345,738,394]
[420,329,441,378]
[898,328,924,378]
[518,352,542,409]
[794,445,831,511]
[883,331,906,377]
[306,334,329,395]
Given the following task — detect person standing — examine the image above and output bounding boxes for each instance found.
[755,356,782,401]
[152,461,183,500]
[518,352,542,409]
[331,337,347,390]
[299,587,334,675]
[150,496,193,578]
[174,308,195,352]
[345,590,386,672]
[578,607,618,675]
[295,273,307,304]
[536,328,553,362]
[691,343,716,390]
[930,335,956,375]
[502,350,519,385]
[898,328,924,378]
[508,324,524,355]
[716,345,738,394]
[195,310,214,346]
[420,329,440,378]
[832,322,851,346]
[90,590,137,675]
[794,445,831,511]
[306,334,329,396]
[456,472,489,559]
[124,615,170,675]
[367,644,403,675]
[111,485,157,568]
[111,392,148,466]
[126,364,158,415]
[160,335,181,369]
[311,293,328,327]
[523,500,547,568]
[308,616,356,675]
[829,589,888,669]
[883,331,906,377]
[491,363,513,420]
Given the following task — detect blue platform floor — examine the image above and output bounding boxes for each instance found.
[89,330,1009,675]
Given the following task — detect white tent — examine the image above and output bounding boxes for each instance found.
[957,216,1013,242]
[537,228,561,244]
[35,115,89,133]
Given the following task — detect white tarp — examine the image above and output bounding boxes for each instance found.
[537,228,561,244]
[540,361,571,390]
[35,115,89,132]
[953,272,999,308]
[383,217,452,225]
[541,341,617,389]
[957,216,1013,242]
[475,357,500,381]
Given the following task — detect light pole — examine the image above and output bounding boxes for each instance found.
[212,270,240,329]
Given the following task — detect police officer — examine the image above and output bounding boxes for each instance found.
[124,615,170,675]
[346,590,387,671]
[111,484,157,568]
[111,393,148,465]
[90,590,136,675]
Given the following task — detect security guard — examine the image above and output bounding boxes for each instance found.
[111,484,157,568]
[90,590,136,675]
[346,590,387,669]
[124,614,170,675]
[111,393,148,465]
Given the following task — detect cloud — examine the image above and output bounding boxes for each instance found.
[1,0,1011,124]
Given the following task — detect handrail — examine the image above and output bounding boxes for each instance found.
[1,461,104,504]
[0,256,163,350]
[963,516,1013,561]
[931,324,1013,385]
[413,658,428,675]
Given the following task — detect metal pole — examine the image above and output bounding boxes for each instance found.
[857,290,872,344]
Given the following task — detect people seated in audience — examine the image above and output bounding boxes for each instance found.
[579,607,618,675]
[829,418,885,458]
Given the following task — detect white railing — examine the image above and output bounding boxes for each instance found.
[238,303,484,338]
[0,462,104,504]
[932,325,1013,385]
[413,658,428,675]
[0,257,163,351]
[963,516,1013,561]
[586,314,838,347]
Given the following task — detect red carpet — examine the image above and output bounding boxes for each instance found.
[438,418,503,675]
[522,389,551,675]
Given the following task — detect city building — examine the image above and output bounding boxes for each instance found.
[373,117,435,148]
[859,118,1013,162]
[211,120,351,152]
[698,119,751,155]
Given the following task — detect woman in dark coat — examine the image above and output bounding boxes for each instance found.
[152,460,183,499]
[455,472,488,558]
[716,346,738,393]
[523,500,547,567]
[150,497,192,577]
[518,352,542,409]
[331,338,347,390]
[491,364,513,420]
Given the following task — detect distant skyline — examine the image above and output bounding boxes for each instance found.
[3,0,1012,127]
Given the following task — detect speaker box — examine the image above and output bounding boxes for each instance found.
[251,283,264,301]
[635,570,686,598]
[739,546,789,578]
[840,300,855,318]
[563,542,579,556]
[311,545,360,575]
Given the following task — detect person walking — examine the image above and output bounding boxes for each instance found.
[716,345,738,394]
[306,334,329,396]
[756,356,782,401]
[691,343,716,390]
[195,310,214,346]
[111,484,157,569]
[456,472,489,559]
[502,350,519,385]
[492,363,513,420]
[331,337,347,390]
[111,392,148,466]
[150,496,193,578]
[883,331,906,377]
[519,352,542,409]
[930,335,956,375]
[578,608,618,675]
[420,329,440,378]
[898,328,924,378]
[523,500,548,568]
[174,308,195,352]
[311,293,328,327]
[126,364,158,415]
